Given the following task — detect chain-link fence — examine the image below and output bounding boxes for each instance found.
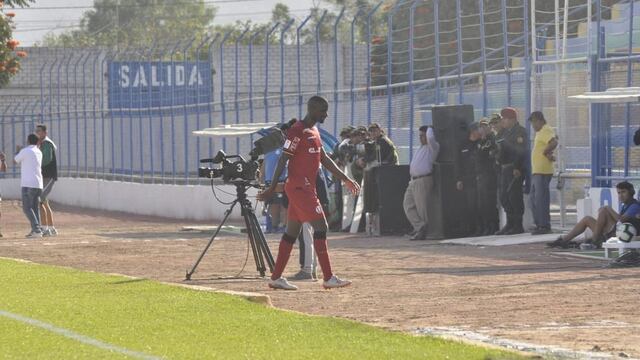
[1,0,640,219]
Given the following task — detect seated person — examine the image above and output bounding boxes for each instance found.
[548,181,640,249]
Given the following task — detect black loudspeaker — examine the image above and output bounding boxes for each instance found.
[427,162,468,239]
[364,165,412,235]
[431,104,475,163]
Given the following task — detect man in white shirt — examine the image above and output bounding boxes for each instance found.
[14,134,44,238]
[404,125,440,240]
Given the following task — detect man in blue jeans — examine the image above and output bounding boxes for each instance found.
[14,134,44,238]
[529,112,558,235]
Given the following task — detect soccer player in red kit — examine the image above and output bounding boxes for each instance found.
[258,96,360,290]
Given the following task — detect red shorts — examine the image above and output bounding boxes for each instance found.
[285,182,325,223]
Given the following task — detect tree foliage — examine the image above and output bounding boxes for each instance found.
[0,0,33,88]
[42,0,216,48]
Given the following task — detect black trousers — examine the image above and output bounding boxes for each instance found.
[461,179,478,234]
[499,165,524,217]
[476,172,498,227]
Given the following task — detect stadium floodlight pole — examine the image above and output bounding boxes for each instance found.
[194,36,210,180]
[386,0,403,135]
[296,14,313,119]
[264,22,281,123]
[39,58,49,125]
[108,47,123,180]
[280,19,295,124]
[10,101,23,178]
[624,0,635,178]
[530,0,537,123]
[248,28,260,136]
[478,0,487,116]
[65,52,76,177]
[99,48,113,180]
[219,31,233,154]
[168,41,182,184]
[333,7,345,136]
[91,49,101,179]
[145,42,159,183]
[350,9,364,127]
[315,10,328,94]
[206,34,221,159]
[126,49,138,182]
[366,2,384,125]
[182,37,196,183]
[455,0,463,104]
[235,28,250,155]
[500,0,511,106]
[408,0,421,162]
[80,52,92,178]
[434,0,441,104]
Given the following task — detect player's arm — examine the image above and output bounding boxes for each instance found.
[321,148,360,195]
[258,152,291,201]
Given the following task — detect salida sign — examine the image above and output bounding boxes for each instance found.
[108,61,212,110]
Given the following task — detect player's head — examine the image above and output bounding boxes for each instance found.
[35,124,47,140]
[307,96,328,124]
[528,111,546,132]
[27,134,39,145]
[616,181,636,203]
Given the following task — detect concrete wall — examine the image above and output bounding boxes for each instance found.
[0,178,255,221]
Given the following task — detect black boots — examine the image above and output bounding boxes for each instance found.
[495,215,524,235]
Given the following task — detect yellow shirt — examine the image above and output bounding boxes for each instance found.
[532,124,556,174]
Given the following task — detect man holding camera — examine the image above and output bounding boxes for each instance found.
[367,123,399,166]
[259,96,360,290]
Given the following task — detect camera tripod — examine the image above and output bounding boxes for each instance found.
[185,181,275,280]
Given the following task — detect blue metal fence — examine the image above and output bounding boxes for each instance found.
[0,0,638,191]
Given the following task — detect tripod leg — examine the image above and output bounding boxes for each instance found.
[185,200,238,280]
[246,207,274,272]
[242,206,265,277]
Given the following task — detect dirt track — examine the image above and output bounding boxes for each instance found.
[1,200,639,358]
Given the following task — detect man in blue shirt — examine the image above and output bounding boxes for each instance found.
[548,181,640,249]
[263,147,288,233]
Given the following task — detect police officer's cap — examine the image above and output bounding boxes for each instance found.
[468,122,481,132]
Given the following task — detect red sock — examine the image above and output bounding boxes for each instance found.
[271,236,294,281]
[314,237,333,281]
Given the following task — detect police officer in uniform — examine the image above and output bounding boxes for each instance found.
[455,123,480,236]
[495,107,528,235]
[472,118,500,236]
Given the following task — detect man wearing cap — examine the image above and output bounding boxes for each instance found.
[455,122,480,236]
[470,120,500,235]
[404,125,440,240]
[495,107,528,235]
[368,123,399,166]
[529,111,557,235]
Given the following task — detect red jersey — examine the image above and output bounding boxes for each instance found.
[283,120,322,189]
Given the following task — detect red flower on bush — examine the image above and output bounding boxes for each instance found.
[5,11,15,18]
[16,50,27,58]
[7,39,19,50]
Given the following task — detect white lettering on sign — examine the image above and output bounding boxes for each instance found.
[117,63,206,89]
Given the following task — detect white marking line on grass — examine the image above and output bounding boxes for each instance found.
[0,310,161,360]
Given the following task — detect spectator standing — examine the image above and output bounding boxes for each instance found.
[403,125,440,241]
[14,134,44,238]
[473,119,500,235]
[455,122,480,236]
[495,107,528,235]
[35,125,59,237]
[0,151,6,237]
[367,123,399,166]
[529,112,558,235]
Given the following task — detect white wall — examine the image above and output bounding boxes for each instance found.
[0,178,256,221]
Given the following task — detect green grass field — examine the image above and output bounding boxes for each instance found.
[0,258,527,359]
